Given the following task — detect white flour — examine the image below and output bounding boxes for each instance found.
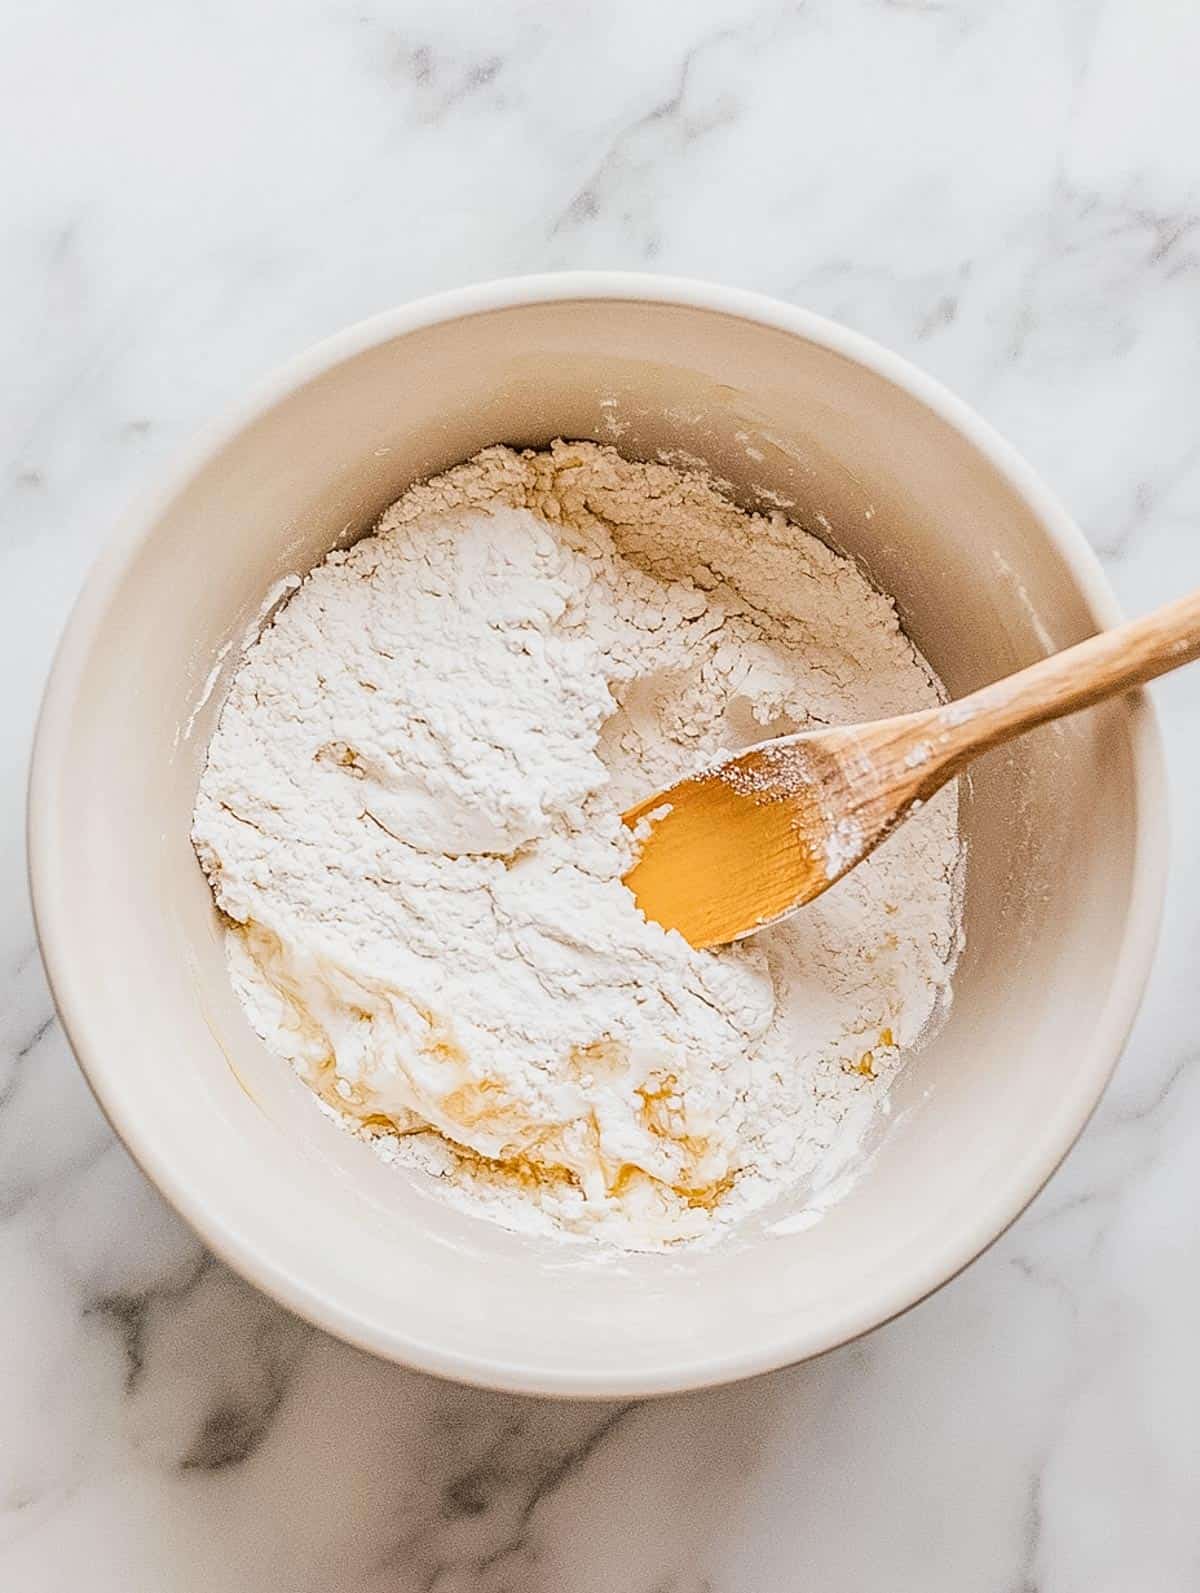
[193,441,961,1250]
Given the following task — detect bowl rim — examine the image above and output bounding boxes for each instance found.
[28,271,1168,1397]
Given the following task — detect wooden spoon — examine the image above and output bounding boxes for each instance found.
[623,589,1200,949]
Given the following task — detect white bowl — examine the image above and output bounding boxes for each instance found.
[29,275,1165,1396]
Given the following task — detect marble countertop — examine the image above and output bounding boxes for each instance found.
[4,1,1200,1587]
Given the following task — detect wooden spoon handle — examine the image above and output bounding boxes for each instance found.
[923,587,1200,780]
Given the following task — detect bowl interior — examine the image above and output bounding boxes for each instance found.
[34,290,1157,1393]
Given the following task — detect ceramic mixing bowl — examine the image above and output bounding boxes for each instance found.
[29,275,1165,1396]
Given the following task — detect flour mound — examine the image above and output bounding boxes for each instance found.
[192,441,961,1249]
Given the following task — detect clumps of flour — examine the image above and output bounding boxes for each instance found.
[192,441,961,1250]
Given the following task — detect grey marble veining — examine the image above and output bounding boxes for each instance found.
[4,1,1200,1587]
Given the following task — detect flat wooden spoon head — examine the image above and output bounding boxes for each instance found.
[622,583,1200,948]
[623,719,931,949]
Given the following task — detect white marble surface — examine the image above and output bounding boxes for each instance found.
[3,1,1200,1586]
